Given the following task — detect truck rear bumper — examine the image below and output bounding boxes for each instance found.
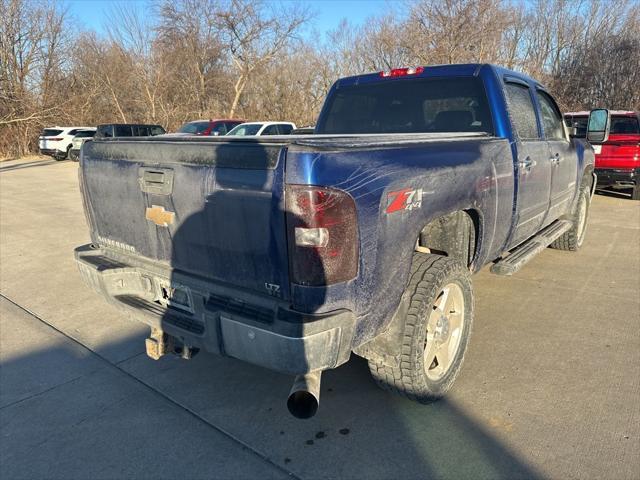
[595,168,639,190]
[74,244,356,375]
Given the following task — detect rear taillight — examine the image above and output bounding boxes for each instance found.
[380,66,424,78]
[48,137,63,141]
[286,185,358,286]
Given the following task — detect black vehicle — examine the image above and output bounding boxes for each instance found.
[95,124,166,138]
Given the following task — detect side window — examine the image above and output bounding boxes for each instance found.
[504,82,539,140]
[537,91,565,140]
[97,126,112,138]
[68,129,79,136]
[115,125,132,137]
[262,125,279,135]
[278,124,293,135]
[150,126,165,136]
[211,123,227,135]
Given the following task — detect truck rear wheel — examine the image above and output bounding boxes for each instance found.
[550,186,590,251]
[368,253,473,403]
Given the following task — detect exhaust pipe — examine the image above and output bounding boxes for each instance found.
[287,371,322,419]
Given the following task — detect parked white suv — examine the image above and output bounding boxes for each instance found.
[225,122,296,136]
[69,129,97,161]
[39,126,93,160]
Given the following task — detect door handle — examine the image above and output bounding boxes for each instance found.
[550,153,562,165]
[519,156,536,173]
[138,167,174,195]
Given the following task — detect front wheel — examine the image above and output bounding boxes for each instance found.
[368,254,474,403]
[550,186,590,251]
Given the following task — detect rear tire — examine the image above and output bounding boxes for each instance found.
[550,186,590,251]
[56,145,71,161]
[368,253,473,403]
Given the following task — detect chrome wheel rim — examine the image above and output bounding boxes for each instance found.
[424,283,465,381]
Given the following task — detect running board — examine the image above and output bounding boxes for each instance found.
[490,220,573,276]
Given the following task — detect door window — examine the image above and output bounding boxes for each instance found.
[115,125,132,136]
[504,83,539,140]
[262,125,279,135]
[132,126,149,136]
[97,125,113,137]
[278,124,293,135]
[537,91,565,140]
[211,123,227,135]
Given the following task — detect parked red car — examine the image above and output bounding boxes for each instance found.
[176,119,245,136]
[565,111,640,200]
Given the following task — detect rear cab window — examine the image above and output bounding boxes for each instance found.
[317,76,494,135]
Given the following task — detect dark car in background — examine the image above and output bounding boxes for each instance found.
[176,119,245,136]
[565,111,640,200]
[95,124,166,138]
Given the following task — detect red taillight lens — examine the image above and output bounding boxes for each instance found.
[286,185,358,286]
[379,66,424,78]
[48,137,63,141]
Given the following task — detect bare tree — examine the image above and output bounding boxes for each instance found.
[0,0,70,157]
[217,0,310,118]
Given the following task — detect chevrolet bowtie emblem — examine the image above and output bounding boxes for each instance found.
[145,205,175,227]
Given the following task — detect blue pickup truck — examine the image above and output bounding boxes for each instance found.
[75,64,597,418]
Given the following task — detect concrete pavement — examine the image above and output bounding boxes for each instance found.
[1,158,639,479]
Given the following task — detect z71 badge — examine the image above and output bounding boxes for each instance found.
[386,188,424,214]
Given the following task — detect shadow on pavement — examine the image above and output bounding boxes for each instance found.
[0,159,68,172]
[1,320,543,480]
[1,140,541,478]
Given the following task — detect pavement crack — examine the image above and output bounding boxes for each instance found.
[0,372,90,410]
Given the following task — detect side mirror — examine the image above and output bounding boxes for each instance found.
[587,109,610,143]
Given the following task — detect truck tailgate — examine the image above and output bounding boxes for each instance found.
[80,138,291,300]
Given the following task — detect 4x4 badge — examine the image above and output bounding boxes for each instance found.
[145,205,175,227]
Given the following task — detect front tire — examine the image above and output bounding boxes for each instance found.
[550,186,590,251]
[368,253,474,403]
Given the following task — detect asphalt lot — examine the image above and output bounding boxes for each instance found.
[1,157,639,480]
